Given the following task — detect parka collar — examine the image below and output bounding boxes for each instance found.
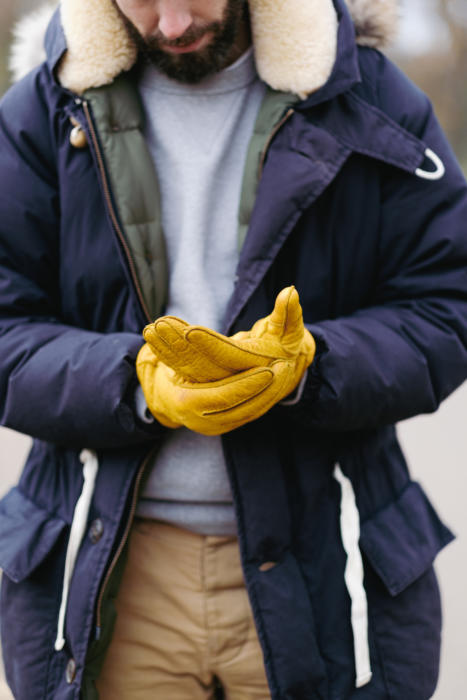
[43,0,365,102]
[298,0,362,110]
[45,7,66,81]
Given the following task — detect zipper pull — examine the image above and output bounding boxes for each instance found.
[69,115,88,149]
[70,125,88,149]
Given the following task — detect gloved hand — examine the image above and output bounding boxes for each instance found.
[136,286,315,435]
[136,343,276,434]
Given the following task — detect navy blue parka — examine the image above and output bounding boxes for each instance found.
[0,1,467,699]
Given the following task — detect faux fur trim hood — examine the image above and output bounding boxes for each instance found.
[9,0,399,98]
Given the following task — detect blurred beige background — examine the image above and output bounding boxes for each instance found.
[1,1,467,698]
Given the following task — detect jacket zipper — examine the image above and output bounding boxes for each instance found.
[258,108,295,180]
[82,100,152,324]
[81,101,155,634]
[62,97,157,642]
[94,448,156,636]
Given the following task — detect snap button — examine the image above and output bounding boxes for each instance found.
[89,518,104,544]
[259,561,277,572]
[65,658,76,684]
[70,125,88,149]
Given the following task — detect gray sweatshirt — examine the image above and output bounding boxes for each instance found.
[135,48,266,534]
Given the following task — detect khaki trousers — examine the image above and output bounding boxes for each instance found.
[97,519,271,699]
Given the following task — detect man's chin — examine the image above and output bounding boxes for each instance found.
[132,0,247,84]
[143,47,225,84]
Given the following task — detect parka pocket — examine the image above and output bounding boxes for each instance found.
[0,486,67,583]
[359,480,454,596]
[358,480,453,700]
[0,487,69,700]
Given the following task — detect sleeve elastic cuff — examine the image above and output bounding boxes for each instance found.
[280,369,309,406]
[134,384,155,424]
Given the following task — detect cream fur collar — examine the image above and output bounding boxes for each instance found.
[10,0,399,98]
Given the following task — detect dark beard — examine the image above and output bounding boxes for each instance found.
[117,0,248,84]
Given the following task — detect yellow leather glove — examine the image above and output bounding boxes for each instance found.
[136,286,315,435]
[136,343,276,434]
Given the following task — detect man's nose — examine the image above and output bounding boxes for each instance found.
[158,1,193,40]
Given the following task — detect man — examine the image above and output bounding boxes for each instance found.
[0,0,466,698]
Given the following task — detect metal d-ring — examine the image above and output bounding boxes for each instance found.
[415,148,445,180]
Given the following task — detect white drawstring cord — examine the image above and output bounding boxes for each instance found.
[54,449,99,651]
[333,464,372,688]
[415,148,445,180]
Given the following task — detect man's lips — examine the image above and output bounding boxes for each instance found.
[161,33,210,55]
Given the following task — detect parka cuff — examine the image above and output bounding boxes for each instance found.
[280,369,309,406]
[121,371,163,438]
[278,331,327,416]
[134,384,155,424]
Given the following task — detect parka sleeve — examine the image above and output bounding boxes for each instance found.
[287,59,467,432]
[0,70,164,448]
